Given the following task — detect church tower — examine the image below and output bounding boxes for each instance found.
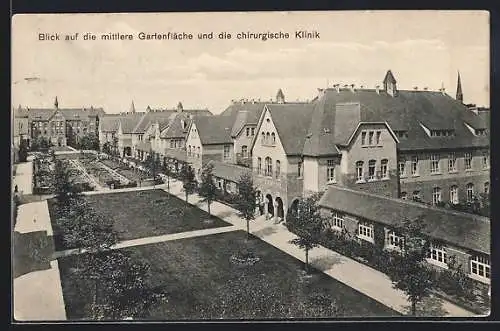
[54,96,59,109]
[456,71,463,103]
[130,100,136,113]
[276,88,285,104]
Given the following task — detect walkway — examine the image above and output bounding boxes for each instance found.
[13,159,66,321]
[160,180,476,317]
[13,161,33,195]
[54,225,239,259]
[70,159,107,191]
[13,260,67,321]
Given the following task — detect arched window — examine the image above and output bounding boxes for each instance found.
[241,145,248,157]
[275,160,281,179]
[401,192,407,200]
[432,187,441,205]
[197,146,200,158]
[257,157,262,175]
[261,132,265,145]
[355,161,364,182]
[265,157,272,177]
[466,183,474,202]
[271,132,276,145]
[450,185,458,204]
[266,132,270,145]
[188,145,192,156]
[368,160,376,180]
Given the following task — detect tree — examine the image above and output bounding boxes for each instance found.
[162,158,174,192]
[388,217,434,316]
[144,151,161,188]
[235,172,257,239]
[180,164,197,202]
[198,163,217,216]
[78,134,100,151]
[102,142,112,155]
[286,193,326,273]
[18,139,28,162]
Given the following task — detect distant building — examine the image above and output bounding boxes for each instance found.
[17,97,105,147]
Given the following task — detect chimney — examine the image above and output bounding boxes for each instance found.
[413,86,418,91]
[350,84,355,93]
[375,85,380,94]
[334,84,340,93]
[177,102,183,112]
[423,87,428,91]
[439,84,446,95]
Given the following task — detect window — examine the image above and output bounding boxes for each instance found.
[411,155,419,176]
[430,154,440,174]
[257,157,262,175]
[330,212,344,230]
[356,161,364,182]
[376,131,381,145]
[298,160,302,178]
[483,152,489,169]
[380,159,389,179]
[266,132,270,145]
[387,231,405,250]
[432,187,442,205]
[188,146,192,156]
[216,178,223,189]
[466,183,474,202]
[450,186,459,204]
[197,147,200,158]
[223,145,230,160]
[251,128,255,136]
[241,145,248,157]
[471,256,490,280]
[265,157,272,177]
[448,153,457,172]
[246,127,250,136]
[327,160,336,183]
[400,192,407,200]
[412,191,421,201]
[484,182,489,194]
[271,132,276,145]
[465,152,472,170]
[358,222,374,242]
[261,132,265,145]
[368,131,374,145]
[427,245,448,267]
[399,158,406,177]
[275,160,281,179]
[368,160,376,180]
[361,131,366,146]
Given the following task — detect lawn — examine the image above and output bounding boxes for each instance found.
[48,190,232,248]
[58,230,399,320]
[51,146,74,152]
[13,231,52,278]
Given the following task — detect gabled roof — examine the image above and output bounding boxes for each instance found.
[383,70,397,84]
[100,114,122,132]
[265,103,316,155]
[219,101,267,124]
[300,88,489,154]
[132,110,177,134]
[161,113,191,139]
[119,113,144,134]
[192,115,234,145]
[319,185,490,255]
[22,107,105,121]
[208,160,251,183]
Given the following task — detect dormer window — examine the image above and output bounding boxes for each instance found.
[464,122,486,136]
[394,130,409,139]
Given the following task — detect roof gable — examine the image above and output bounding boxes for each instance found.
[193,115,234,145]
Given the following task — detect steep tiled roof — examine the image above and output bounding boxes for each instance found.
[193,116,234,145]
[161,113,191,139]
[319,186,490,255]
[100,114,121,132]
[184,109,213,117]
[22,107,105,121]
[265,103,316,155]
[298,88,489,155]
[119,113,144,133]
[208,160,251,183]
[230,111,250,137]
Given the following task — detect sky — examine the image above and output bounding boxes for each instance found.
[12,11,490,114]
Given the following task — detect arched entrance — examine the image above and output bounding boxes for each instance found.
[275,197,284,221]
[123,146,132,157]
[266,194,274,217]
